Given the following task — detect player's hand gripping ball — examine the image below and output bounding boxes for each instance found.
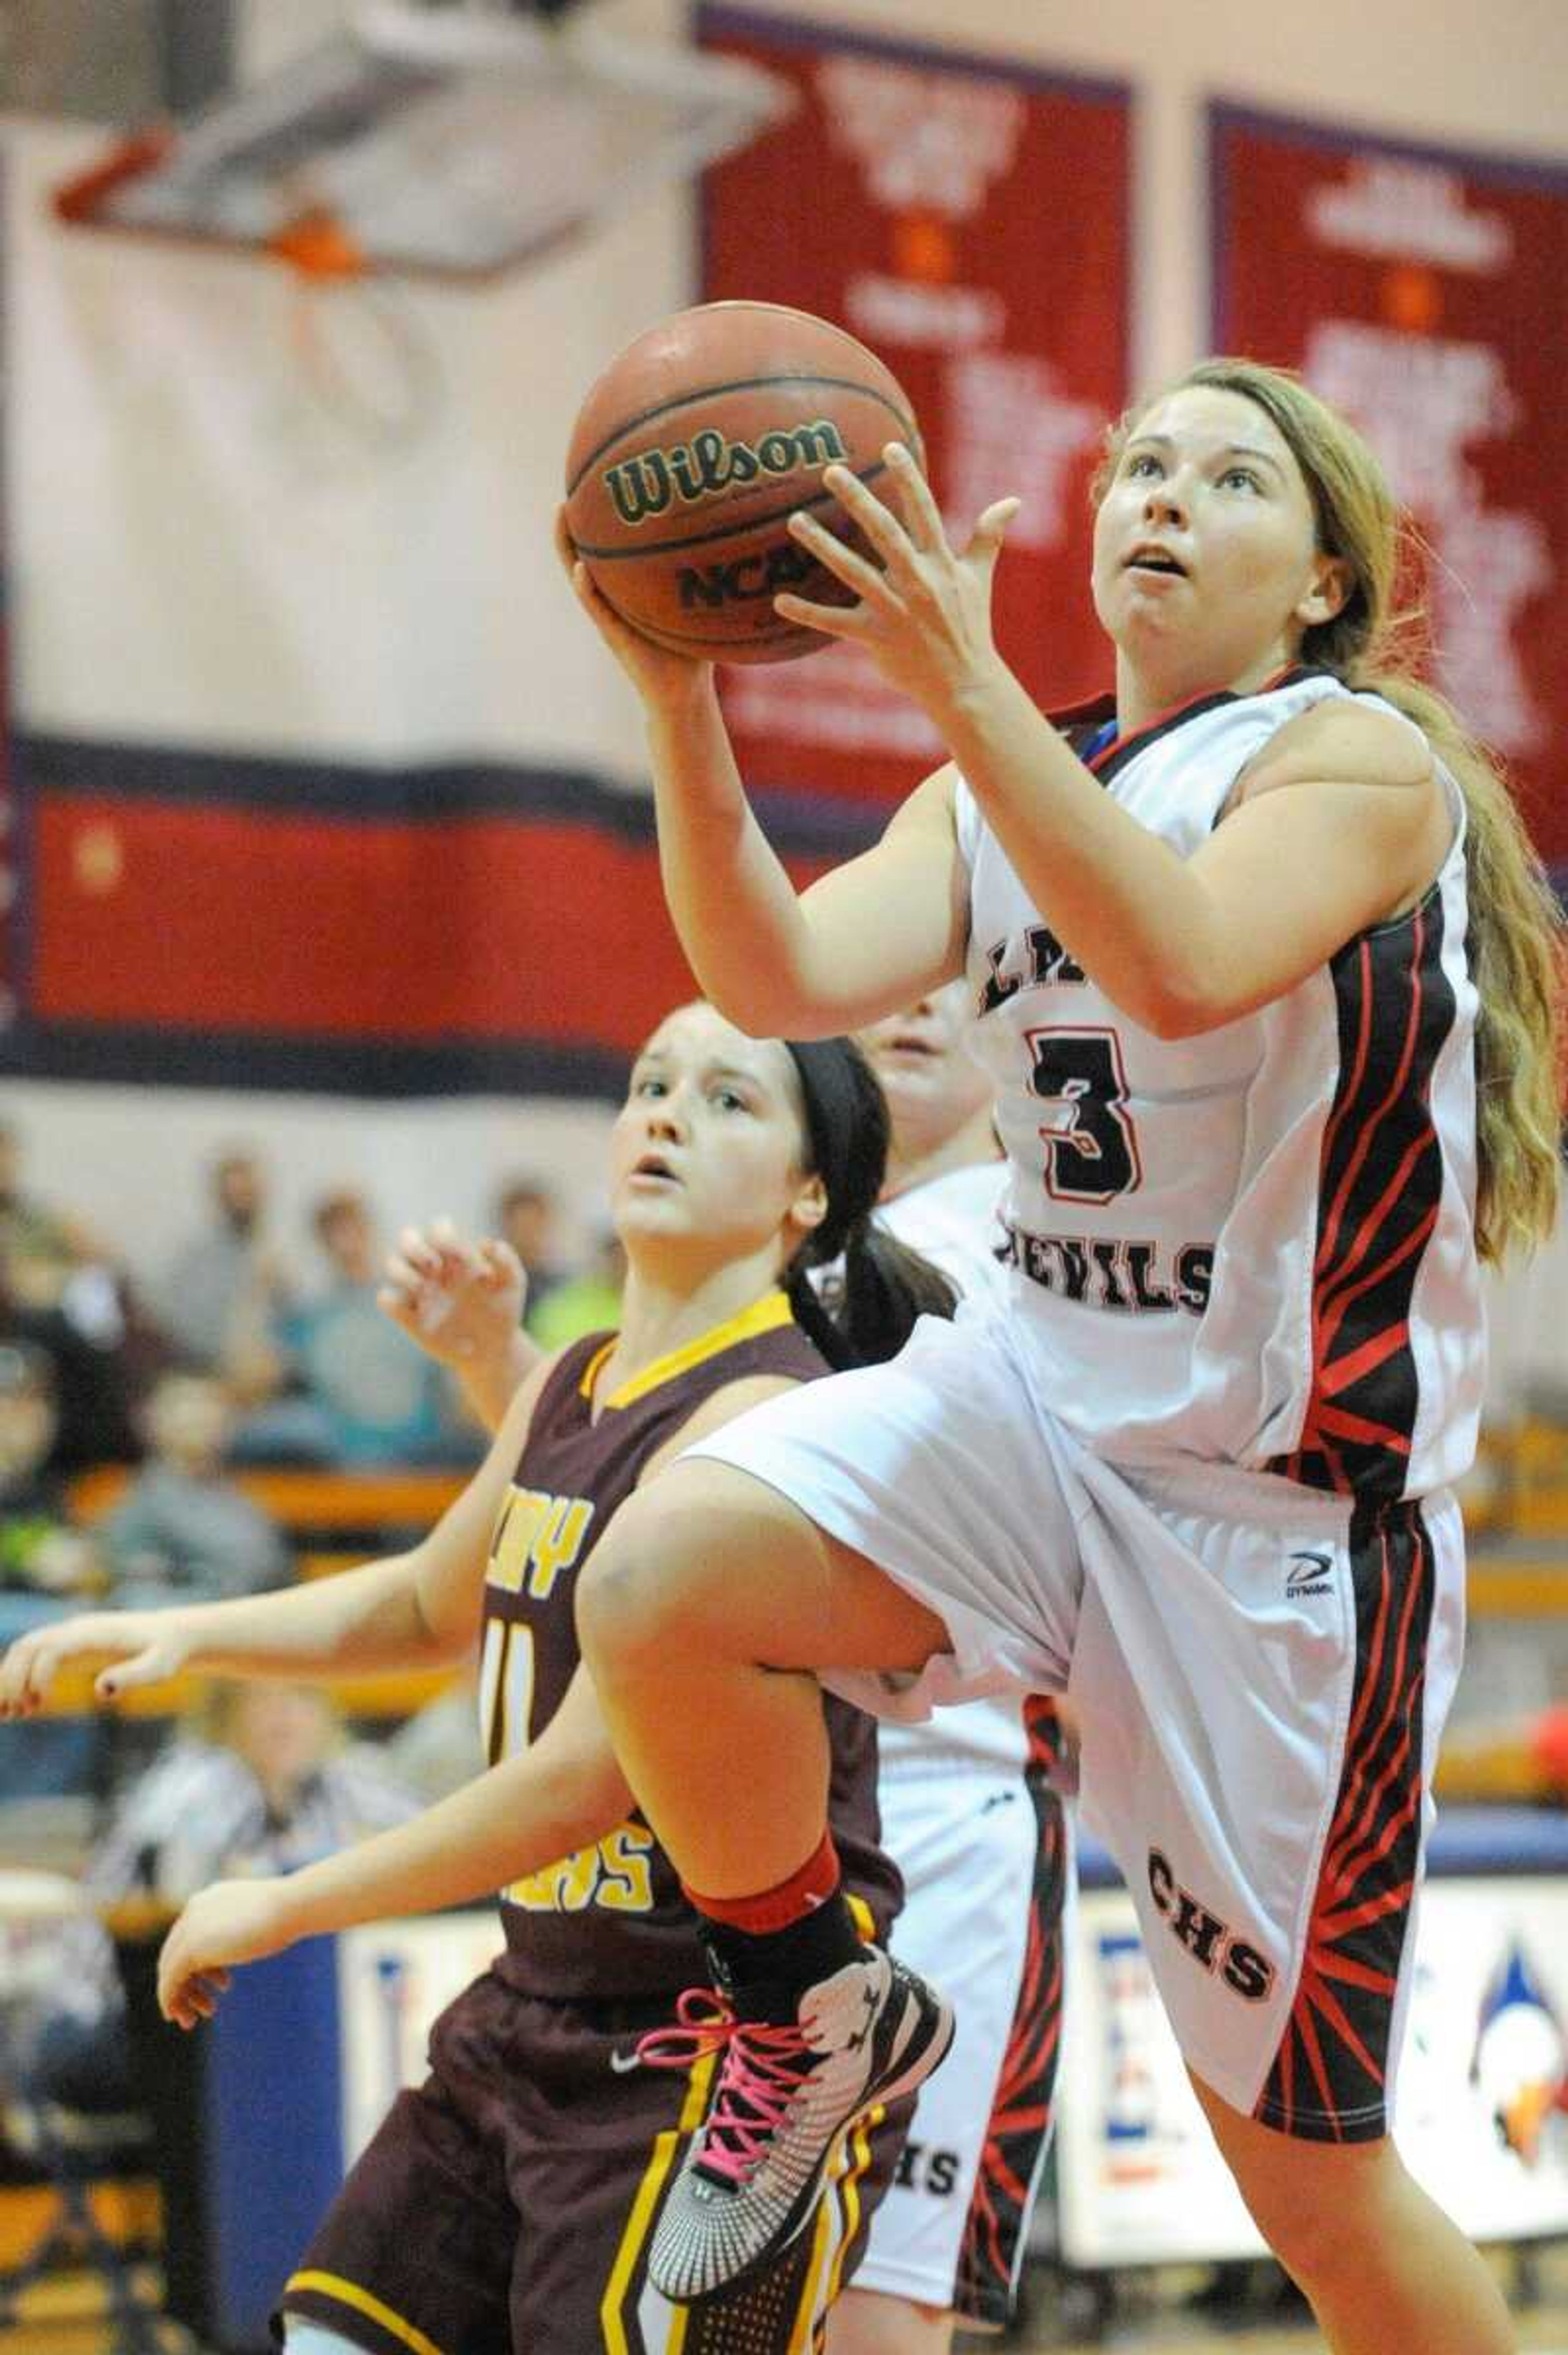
[563,301,924,664]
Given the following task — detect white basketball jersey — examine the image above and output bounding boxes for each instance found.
[876,1160,1010,1309]
[957,669,1482,1500]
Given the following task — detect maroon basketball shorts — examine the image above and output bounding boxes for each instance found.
[278,1967,906,2355]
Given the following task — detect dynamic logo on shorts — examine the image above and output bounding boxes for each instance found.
[1146,1849,1276,2003]
[1470,1941,1568,2167]
[603,421,849,526]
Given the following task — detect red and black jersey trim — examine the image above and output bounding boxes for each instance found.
[1254,1499,1435,2143]
[953,1698,1069,2329]
[1268,887,1458,1499]
[1049,664,1323,786]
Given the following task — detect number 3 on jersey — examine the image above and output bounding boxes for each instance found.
[1026,1026,1142,1205]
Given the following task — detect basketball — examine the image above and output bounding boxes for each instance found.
[563,301,923,664]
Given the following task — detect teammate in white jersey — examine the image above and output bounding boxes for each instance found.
[832,991,1069,2353]
[565,360,1563,2354]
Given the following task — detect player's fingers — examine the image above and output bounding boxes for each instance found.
[480,1238,523,1280]
[786,510,889,608]
[376,1283,419,1333]
[396,1225,442,1272]
[969,497,1022,573]
[554,504,580,577]
[182,1977,219,2021]
[97,1644,178,1700]
[169,1979,218,2029]
[565,554,638,650]
[817,463,908,567]
[0,1635,36,1709]
[772,591,874,643]
[883,441,944,551]
[0,1637,49,1714]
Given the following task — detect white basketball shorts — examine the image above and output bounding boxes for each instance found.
[853,1702,1070,2328]
[686,1304,1465,2140]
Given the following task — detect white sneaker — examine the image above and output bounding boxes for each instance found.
[635,1948,954,2305]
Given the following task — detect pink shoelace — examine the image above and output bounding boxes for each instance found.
[636,1987,815,2186]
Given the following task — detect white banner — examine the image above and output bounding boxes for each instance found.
[336,1911,505,2166]
[1056,1876,1568,2267]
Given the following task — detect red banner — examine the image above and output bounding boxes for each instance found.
[699,8,1130,807]
[1212,105,1568,871]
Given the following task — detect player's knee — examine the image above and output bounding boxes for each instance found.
[1232,2133,1396,2290]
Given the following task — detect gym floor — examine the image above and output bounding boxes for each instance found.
[970,2243,1568,2351]
[7,2244,1568,2351]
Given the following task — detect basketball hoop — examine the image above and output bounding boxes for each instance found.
[52,2,795,283]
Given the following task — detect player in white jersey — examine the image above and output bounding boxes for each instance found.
[833,988,1070,2351]
[566,360,1563,2354]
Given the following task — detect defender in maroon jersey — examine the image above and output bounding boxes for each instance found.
[4,1003,956,2355]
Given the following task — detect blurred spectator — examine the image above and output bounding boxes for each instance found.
[0,1126,151,1469]
[155,1146,295,1391]
[384,1669,485,1804]
[234,1189,472,1467]
[495,1176,570,1338]
[526,1225,626,1351]
[22,1682,423,2114]
[0,1341,102,1600]
[0,1116,98,1280]
[91,1681,423,1900]
[97,1370,290,1604]
[0,1343,110,1808]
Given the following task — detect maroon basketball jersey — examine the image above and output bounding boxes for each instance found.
[478,1290,900,1997]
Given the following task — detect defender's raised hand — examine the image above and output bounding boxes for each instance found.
[379,1217,526,1368]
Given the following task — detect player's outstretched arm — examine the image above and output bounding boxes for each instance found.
[558,505,963,1038]
[0,1368,552,1718]
[156,1661,630,2027]
[0,1564,444,1719]
[379,1217,538,1436]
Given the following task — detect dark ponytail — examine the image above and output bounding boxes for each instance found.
[782,1038,958,1370]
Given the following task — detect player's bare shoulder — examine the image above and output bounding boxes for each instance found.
[1232,694,1435,808]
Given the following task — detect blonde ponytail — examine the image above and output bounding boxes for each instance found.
[1354,671,1563,1260]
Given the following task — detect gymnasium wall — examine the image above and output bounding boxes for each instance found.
[2,0,1566,1290]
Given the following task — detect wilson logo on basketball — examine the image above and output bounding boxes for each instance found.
[603,420,849,527]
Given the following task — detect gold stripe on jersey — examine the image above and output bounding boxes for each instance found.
[580,1290,795,1413]
[285,2270,448,2355]
[600,2052,717,2354]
